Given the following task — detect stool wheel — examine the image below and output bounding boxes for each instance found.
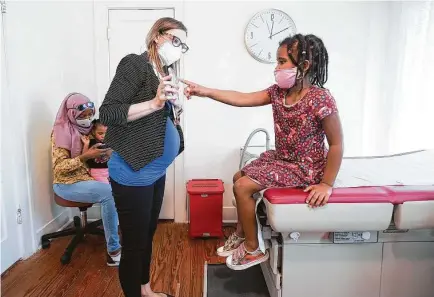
[73,216,81,228]
[61,253,71,265]
[41,240,51,249]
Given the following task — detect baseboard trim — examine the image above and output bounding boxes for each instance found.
[58,218,73,230]
[223,206,237,223]
[35,210,71,245]
[86,205,238,223]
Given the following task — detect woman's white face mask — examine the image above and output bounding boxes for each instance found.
[157,29,187,66]
[76,118,92,128]
[158,41,182,66]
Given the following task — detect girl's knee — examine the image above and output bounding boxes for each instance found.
[233,176,260,196]
[233,171,243,184]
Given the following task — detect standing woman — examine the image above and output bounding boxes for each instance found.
[99,18,188,297]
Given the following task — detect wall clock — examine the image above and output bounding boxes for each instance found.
[244,9,297,64]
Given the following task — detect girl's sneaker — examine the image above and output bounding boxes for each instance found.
[216,232,245,257]
[226,242,269,270]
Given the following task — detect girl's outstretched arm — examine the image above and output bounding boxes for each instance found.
[181,79,271,107]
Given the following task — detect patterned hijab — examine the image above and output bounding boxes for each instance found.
[53,93,94,158]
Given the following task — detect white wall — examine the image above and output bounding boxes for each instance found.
[5,1,95,253]
[3,0,433,258]
[385,1,434,153]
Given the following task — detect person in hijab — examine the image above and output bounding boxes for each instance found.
[51,92,121,266]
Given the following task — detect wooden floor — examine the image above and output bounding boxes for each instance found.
[1,222,232,297]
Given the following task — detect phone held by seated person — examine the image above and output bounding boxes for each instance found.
[97,143,110,150]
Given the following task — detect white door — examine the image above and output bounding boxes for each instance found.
[107,9,176,219]
[0,9,22,274]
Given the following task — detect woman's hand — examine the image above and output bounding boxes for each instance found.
[180,79,210,99]
[152,75,179,109]
[304,183,333,208]
[80,144,109,161]
[106,149,113,158]
[81,135,90,146]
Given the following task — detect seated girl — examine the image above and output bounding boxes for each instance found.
[182,33,344,270]
[81,119,110,184]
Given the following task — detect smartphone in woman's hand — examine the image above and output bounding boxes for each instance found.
[167,67,179,102]
[98,143,110,150]
[168,67,179,84]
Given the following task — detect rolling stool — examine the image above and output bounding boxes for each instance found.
[41,194,105,264]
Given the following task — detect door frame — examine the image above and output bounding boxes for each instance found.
[1,3,36,271]
[93,1,187,222]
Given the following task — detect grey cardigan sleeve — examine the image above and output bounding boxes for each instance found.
[99,54,145,127]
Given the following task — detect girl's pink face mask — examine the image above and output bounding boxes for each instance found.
[274,67,297,89]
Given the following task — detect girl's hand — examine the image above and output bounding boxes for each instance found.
[81,135,90,145]
[304,183,333,208]
[152,75,179,109]
[180,79,210,99]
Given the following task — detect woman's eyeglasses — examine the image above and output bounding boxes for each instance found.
[72,102,94,111]
[171,36,189,53]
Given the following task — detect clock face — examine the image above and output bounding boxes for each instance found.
[244,9,297,64]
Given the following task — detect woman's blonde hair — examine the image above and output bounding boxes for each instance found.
[146,17,187,75]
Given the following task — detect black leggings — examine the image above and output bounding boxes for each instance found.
[111,175,166,297]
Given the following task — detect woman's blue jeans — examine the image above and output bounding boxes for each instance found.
[53,181,121,253]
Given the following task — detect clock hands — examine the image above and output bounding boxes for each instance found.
[270,27,290,38]
[269,18,275,39]
[270,21,274,39]
[265,20,271,36]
